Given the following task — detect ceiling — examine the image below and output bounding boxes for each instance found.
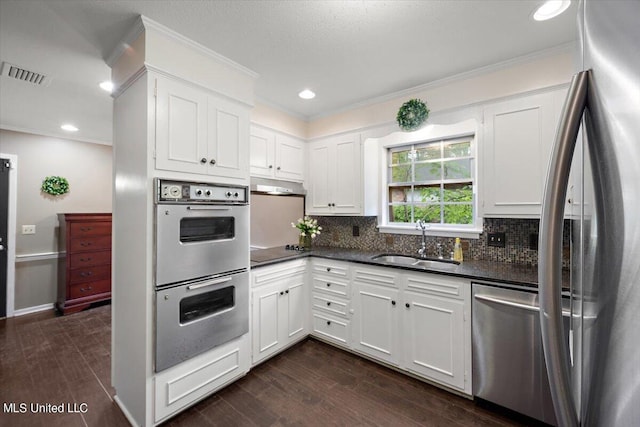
[0,0,577,145]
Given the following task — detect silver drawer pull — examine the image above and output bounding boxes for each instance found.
[187,276,232,290]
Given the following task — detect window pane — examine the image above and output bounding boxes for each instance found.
[443,159,471,179]
[444,141,471,158]
[391,150,411,165]
[444,204,473,224]
[416,144,441,161]
[389,205,412,223]
[415,162,441,181]
[414,204,441,223]
[443,183,472,202]
[413,185,440,203]
[389,165,412,183]
[388,185,411,203]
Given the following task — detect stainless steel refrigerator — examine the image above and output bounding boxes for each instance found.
[539,1,640,426]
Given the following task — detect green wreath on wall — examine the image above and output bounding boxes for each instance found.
[41,176,70,196]
[396,98,429,131]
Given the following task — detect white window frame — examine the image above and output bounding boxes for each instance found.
[377,119,483,239]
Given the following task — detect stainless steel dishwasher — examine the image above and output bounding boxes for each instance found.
[472,282,570,426]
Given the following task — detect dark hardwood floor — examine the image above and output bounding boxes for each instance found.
[1,304,530,426]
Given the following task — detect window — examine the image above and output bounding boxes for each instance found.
[385,135,478,234]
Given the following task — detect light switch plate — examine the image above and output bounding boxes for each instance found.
[22,225,36,235]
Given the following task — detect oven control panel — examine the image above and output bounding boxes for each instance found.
[156,179,248,204]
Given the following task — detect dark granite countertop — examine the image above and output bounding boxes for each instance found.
[251,246,570,290]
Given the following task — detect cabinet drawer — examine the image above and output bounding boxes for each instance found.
[69,265,111,285]
[155,335,249,423]
[311,260,350,280]
[312,293,349,317]
[312,276,349,298]
[69,250,111,269]
[69,279,110,299]
[404,273,466,299]
[70,222,111,238]
[69,235,111,253]
[312,312,349,346]
[353,266,397,288]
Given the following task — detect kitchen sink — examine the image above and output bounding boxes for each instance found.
[371,254,459,271]
[370,254,418,265]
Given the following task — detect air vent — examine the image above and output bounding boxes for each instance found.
[1,61,51,86]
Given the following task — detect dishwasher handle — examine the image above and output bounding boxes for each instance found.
[474,293,571,317]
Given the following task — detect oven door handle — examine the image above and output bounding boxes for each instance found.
[187,276,232,290]
[186,206,232,211]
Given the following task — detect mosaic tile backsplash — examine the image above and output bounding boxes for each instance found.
[310,216,570,268]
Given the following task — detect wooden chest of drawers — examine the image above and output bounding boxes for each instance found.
[57,213,112,315]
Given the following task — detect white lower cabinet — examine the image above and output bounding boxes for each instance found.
[251,260,308,365]
[402,291,466,390]
[351,266,471,394]
[154,334,250,423]
[351,266,400,365]
[251,258,471,396]
[309,259,352,349]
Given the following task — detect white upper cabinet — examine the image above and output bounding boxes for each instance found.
[155,76,250,181]
[249,125,305,182]
[307,133,362,215]
[481,88,566,217]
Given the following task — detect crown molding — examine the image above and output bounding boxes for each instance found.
[309,42,575,121]
[105,15,145,67]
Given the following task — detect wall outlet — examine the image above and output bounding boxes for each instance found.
[487,232,505,247]
[22,225,36,235]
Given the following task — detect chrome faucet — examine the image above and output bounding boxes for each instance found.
[436,242,444,259]
[415,219,429,258]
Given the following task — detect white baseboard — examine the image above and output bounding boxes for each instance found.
[13,303,55,317]
[114,395,141,427]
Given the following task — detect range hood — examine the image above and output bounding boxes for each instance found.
[250,177,306,196]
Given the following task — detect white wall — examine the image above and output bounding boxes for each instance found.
[308,48,574,139]
[0,129,112,310]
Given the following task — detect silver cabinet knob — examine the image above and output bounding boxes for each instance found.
[200,158,207,164]
[210,159,216,165]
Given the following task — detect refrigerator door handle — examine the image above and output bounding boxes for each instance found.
[539,70,589,427]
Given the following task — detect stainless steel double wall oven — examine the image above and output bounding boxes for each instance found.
[154,178,249,372]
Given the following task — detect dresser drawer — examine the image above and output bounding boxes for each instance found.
[69,279,110,299]
[70,222,111,238]
[69,250,111,269]
[69,235,111,253]
[69,265,111,285]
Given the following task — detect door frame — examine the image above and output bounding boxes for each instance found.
[1,153,17,317]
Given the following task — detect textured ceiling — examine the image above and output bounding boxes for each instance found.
[0,0,577,144]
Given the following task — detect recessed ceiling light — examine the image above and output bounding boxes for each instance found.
[298,89,316,100]
[61,124,79,132]
[533,0,571,21]
[99,80,114,93]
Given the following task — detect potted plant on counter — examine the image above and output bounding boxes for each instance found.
[292,216,322,249]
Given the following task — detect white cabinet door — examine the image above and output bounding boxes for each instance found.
[352,282,400,365]
[155,77,208,174]
[249,126,275,178]
[207,96,249,180]
[306,133,362,215]
[307,141,332,214]
[333,136,362,214]
[402,291,465,390]
[155,77,249,180]
[482,90,562,217]
[275,134,305,182]
[252,282,282,363]
[284,281,306,341]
